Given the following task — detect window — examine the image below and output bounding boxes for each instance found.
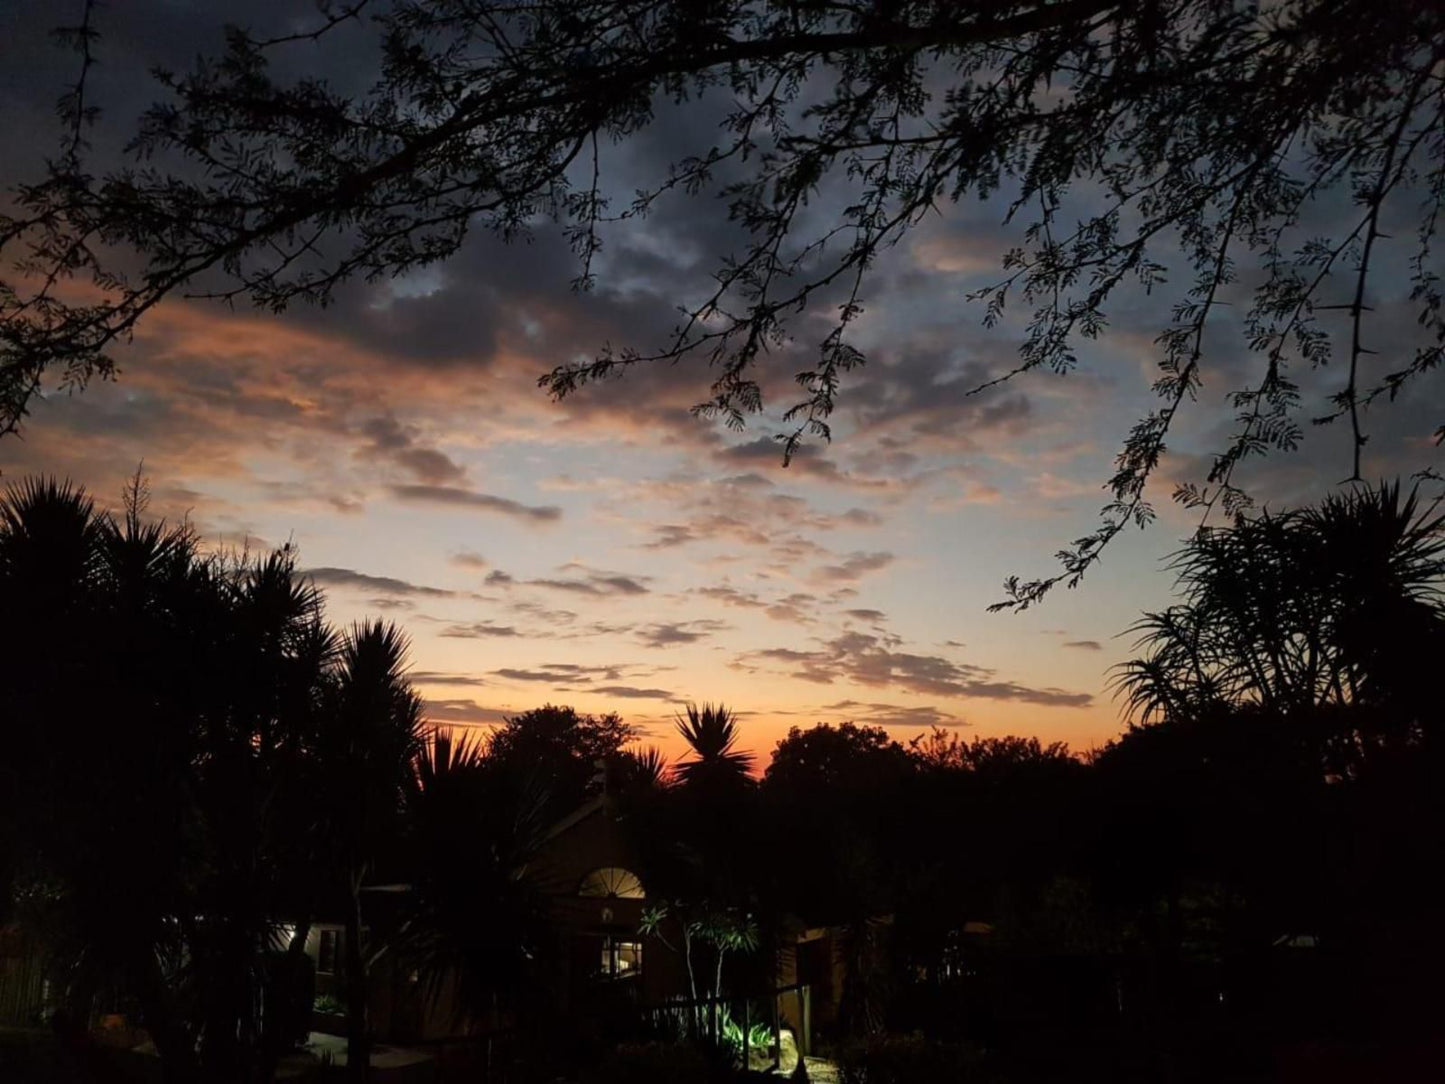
[599,937,642,980]
[317,929,339,975]
[578,867,645,899]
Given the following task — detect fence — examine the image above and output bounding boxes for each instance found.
[639,982,812,1070]
[0,934,48,1026]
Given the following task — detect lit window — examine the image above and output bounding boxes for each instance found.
[599,937,642,980]
[318,929,339,975]
[578,867,645,899]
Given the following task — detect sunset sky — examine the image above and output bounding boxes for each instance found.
[3,1,1440,763]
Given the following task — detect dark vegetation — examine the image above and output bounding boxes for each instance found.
[2,474,1442,1082]
[4,1,1443,603]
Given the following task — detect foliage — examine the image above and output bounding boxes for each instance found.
[765,722,913,792]
[391,727,549,1025]
[907,731,1075,776]
[719,1013,775,1057]
[585,1040,724,1084]
[836,1034,994,1084]
[0,474,341,1080]
[6,2,1442,603]
[640,900,760,1007]
[486,704,635,818]
[1114,480,1445,776]
[674,702,755,788]
[0,472,467,1082]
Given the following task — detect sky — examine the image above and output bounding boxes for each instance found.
[2,2,1441,763]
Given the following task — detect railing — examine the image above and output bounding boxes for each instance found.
[0,946,48,1027]
[640,982,812,1070]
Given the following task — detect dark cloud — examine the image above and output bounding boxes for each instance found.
[390,485,562,522]
[451,551,488,570]
[440,622,521,639]
[844,608,887,622]
[367,597,416,610]
[304,566,456,598]
[695,585,767,609]
[490,662,663,686]
[1063,640,1104,651]
[636,620,729,648]
[593,685,677,700]
[645,524,697,548]
[822,700,969,729]
[494,667,580,683]
[841,348,1035,453]
[357,414,466,484]
[423,699,510,726]
[528,573,650,597]
[411,671,489,686]
[476,562,650,598]
[812,551,894,584]
[741,631,1092,707]
[765,593,819,625]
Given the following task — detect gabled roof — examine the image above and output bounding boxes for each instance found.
[540,793,612,843]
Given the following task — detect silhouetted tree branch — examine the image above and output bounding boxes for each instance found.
[3,1,1443,606]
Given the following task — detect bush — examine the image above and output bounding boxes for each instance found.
[263,949,316,1051]
[837,1034,994,1084]
[585,1041,729,1084]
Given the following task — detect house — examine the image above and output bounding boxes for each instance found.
[299,792,690,1045]
[300,790,831,1057]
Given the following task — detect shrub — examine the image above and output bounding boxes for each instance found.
[837,1034,994,1084]
[586,1041,727,1084]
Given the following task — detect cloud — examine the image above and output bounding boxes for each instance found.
[423,699,511,726]
[451,551,489,570]
[695,584,768,610]
[693,584,818,624]
[766,593,819,624]
[440,621,521,638]
[822,700,969,729]
[1062,640,1103,651]
[740,631,1092,707]
[715,437,904,491]
[844,608,887,622]
[593,685,678,700]
[304,566,456,598]
[489,662,664,687]
[411,671,489,686]
[645,524,697,548]
[528,573,650,597]
[812,551,895,584]
[357,413,466,484]
[493,667,582,683]
[483,562,651,597]
[636,620,729,648]
[367,597,416,610]
[390,484,562,522]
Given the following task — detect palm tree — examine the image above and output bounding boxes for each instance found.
[673,703,754,788]
[318,621,425,1083]
[391,729,547,1034]
[1114,480,1445,776]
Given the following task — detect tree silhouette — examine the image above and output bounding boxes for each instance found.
[0,474,354,1081]
[484,704,634,820]
[1115,480,1445,778]
[673,703,756,789]
[317,620,425,1082]
[5,2,1442,603]
[390,729,547,1033]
